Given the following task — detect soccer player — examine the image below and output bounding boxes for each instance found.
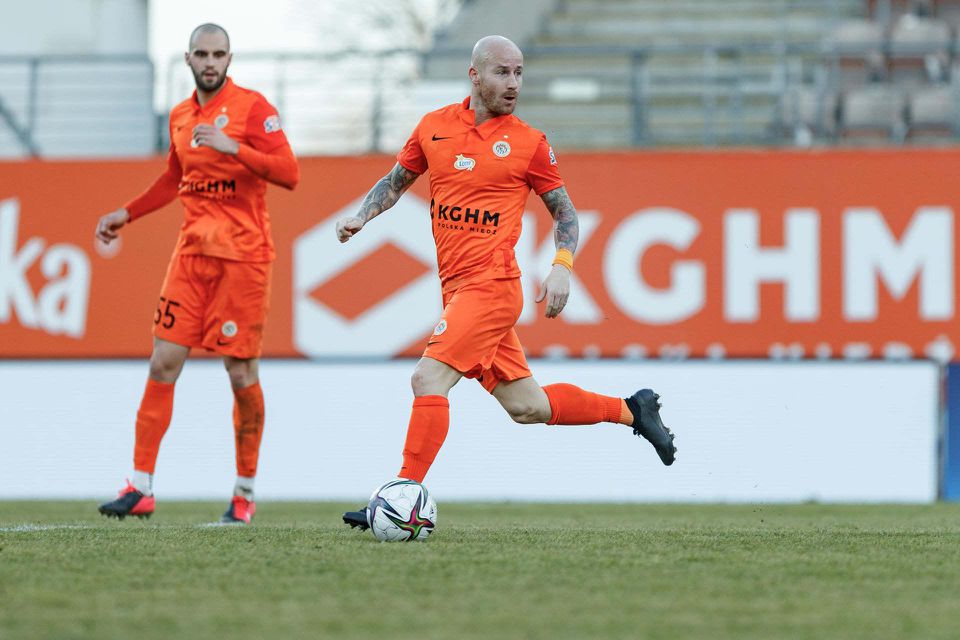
[337,36,676,529]
[94,24,299,524]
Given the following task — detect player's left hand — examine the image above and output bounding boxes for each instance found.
[193,124,240,155]
[536,265,571,318]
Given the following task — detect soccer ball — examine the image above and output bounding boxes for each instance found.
[367,479,437,542]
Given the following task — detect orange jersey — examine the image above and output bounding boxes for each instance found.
[397,97,563,292]
[126,77,296,262]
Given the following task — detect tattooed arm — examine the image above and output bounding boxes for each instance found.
[541,186,579,253]
[335,163,421,243]
[536,186,579,318]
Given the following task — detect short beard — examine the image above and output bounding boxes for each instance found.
[192,68,226,93]
[480,85,514,116]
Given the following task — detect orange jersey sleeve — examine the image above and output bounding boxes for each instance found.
[233,95,300,189]
[525,135,563,195]
[235,143,299,190]
[244,96,292,153]
[397,118,428,174]
[124,140,183,221]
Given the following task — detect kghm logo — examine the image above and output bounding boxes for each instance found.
[430,200,500,227]
[180,179,237,194]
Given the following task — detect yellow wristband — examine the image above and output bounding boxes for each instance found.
[552,248,574,272]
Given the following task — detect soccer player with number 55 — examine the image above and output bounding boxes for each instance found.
[94,24,299,524]
[338,36,677,531]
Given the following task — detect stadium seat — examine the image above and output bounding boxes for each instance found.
[907,83,960,139]
[780,85,839,144]
[825,19,886,57]
[888,15,952,84]
[824,19,888,88]
[937,1,960,28]
[840,85,908,141]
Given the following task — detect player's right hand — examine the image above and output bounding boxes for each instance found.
[336,216,364,243]
[95,208,130,245]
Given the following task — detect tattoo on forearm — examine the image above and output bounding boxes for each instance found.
[541,186,579,253]
[357,164,420,223]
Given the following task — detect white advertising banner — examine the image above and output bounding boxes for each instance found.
[0,360,939,502]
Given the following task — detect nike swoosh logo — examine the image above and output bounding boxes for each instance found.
[216,338,232,346]
[432,134,452,141]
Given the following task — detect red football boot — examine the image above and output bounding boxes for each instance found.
[221,496,256,524]
[98,480,155,520]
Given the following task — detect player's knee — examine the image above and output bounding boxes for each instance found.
[227,369,252,389]
[148,356,181,383]
[410,368,431,396]
[506,402,544,425]
[224,360,257,390]
[410,364,450,396]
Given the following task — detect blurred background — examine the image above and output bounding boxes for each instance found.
[0,0,958,503]
[6,0,960,156]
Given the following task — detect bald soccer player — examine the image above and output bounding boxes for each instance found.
[95,24,299,524]
[338,36,677,529]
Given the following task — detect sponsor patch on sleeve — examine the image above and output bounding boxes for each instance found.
[263,114,282,133]
[548,146,557,165]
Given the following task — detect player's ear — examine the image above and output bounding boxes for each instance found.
[184,51,190,66]
[468,66,479,85]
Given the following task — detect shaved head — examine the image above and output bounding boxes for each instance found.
[468,35,523,123]
[470,35,522,71]
[189,23,230,52]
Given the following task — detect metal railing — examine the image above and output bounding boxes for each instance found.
[427,39,960,148]
[0,54,155,158]
[4,40,960,157]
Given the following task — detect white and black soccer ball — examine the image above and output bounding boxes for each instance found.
[367,479,437,542]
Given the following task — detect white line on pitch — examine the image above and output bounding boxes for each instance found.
[0,524,91,532]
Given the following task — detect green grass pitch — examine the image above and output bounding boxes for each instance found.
[2,502,959,639]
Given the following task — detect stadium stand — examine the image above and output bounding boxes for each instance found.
[4,0,960,155]
[907,82,960,139]
[780,84,839,144]
[426,0,960,148]
[428,0,867,147]
[0,56,156,158]
[840,84,908,141]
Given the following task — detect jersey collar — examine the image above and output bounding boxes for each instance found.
[191,76,236,114]
[458,96,515,140]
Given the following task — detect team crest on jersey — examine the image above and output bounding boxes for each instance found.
[453,154,475,171]
[548,146,557,165]
[214,114,229,129]
[492,140,511,158]
[263,115,282,133]
[221,320,238,337]
[433,320,447,336]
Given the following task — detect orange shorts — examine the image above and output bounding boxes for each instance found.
[423,277,532,393]
[153,253,271,359]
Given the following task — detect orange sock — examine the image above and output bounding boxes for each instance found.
[233,382,265,478]
[133,379,175,473]
[542,383,632,426]
[398,395,450,483]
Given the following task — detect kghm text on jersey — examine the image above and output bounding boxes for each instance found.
[180,178,237,195]
[430,199,500,227]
